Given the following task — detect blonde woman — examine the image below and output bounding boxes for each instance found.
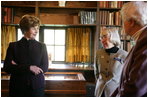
[94,27,128,97]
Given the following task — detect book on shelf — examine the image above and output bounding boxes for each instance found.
[99,1,123,8]
[99,10,121,26]
[120,41,124,50]
[79,11,96,24]
[115,11,121,25]
[1,7,14,24]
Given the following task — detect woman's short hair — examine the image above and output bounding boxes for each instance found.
[19,15,41,34]
[121,1,147,26]
[100,27,121,47]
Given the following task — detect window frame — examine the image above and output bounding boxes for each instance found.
[40,26,66,64]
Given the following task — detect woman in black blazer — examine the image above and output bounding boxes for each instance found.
[4,15,49,97]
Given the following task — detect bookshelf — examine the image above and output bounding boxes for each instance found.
[96,1,132,52]
[1,1,97,25]
[1,1,97,65]
[1,1,132,66]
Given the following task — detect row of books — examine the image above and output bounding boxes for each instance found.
[1,7,14,24]
[99,11,121,25]
[121,41,133,52]
[79,11,96,24]
[120,41,133,52]
[99,1,124,8]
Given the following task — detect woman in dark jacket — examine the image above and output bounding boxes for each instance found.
[4,15,49,97]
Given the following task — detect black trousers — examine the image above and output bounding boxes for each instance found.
[9,86,44,97]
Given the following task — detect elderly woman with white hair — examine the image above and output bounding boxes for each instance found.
[94,27,128,97]
[111,1,147,97]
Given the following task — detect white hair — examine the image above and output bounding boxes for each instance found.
[100,27,121,47]
[121,1,147,26]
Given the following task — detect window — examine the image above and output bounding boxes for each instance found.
[17,28,65,62]
[44,29,65,61]
[17,28,39,41]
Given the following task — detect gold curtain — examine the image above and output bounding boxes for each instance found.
[66,27,91,63]
[1,26,16,60]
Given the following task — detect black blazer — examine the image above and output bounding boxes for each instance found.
[4,37,49,91]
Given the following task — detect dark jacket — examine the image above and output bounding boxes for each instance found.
[4,37,48,95]
[111,28,147,97]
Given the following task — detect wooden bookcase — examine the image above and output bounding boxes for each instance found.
[1,1,131,68]
[1,1,97,25]
[1,1,98,64]
[98,1,132,52]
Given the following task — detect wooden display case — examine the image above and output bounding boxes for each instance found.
[1,72,86,97]
[45,72,86,97]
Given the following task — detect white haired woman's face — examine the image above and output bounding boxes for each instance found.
[100,30,113,49]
